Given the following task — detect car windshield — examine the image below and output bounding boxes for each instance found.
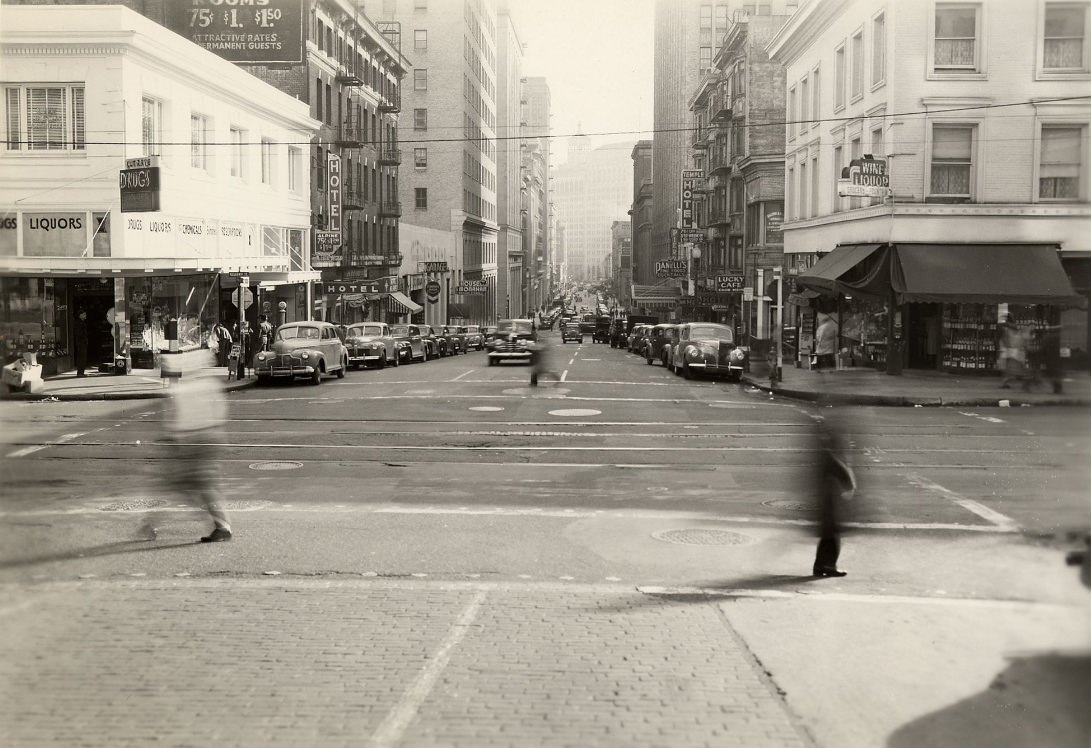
[689,325,733,341]
[497,320,533,334]
[391,326,411,335]
[347,324,384,337]
[277,326,320,340]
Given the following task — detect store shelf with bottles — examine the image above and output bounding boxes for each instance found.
[941,304,998,374]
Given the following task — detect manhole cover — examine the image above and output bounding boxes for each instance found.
[652,528,756,546]
[762,499,811,512]
[99,498,170,512]
[249,461,303,470]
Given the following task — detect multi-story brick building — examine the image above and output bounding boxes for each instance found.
[629,141,655,289]
[769,0,1090,373]
[610,220,634,311]
[377,0,500,326]
[522,77,553,314]
[1,5,318,374]
[688,11,791,336]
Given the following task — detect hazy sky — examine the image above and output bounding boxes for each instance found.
[505,0,656,161]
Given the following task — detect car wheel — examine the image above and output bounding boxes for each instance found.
[256,374,271,386]
[682,360,693,380]
[377,353,386,369]
[336,357,347,378]
[646,355,653,365]
[392,351,400,367]
[311,364,322,385]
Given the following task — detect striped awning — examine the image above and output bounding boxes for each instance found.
[387,291,423,315]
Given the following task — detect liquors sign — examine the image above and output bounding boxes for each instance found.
[838,156,889,198]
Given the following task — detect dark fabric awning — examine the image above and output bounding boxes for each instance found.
[797,243,1083,307]
[387,291,423,315]
[795,244,888,298]
[447,303,469,319]
[891,244,1083,305]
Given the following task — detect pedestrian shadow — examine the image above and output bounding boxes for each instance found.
[0,538,205,571]
[886,651,1091,748]
[588,573,823,615]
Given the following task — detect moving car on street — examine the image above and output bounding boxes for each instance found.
[669,322,747,381]
[342,322,401,369]
[254,321,349,385]
[461,325,485,351]
[561,320,583,344]
[486,319,537,365]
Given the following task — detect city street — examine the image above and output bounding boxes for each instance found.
[1,332,1088,747]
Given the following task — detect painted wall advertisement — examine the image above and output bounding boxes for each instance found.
[166,0,304,64]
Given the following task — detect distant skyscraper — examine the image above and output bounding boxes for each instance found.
[522,77,553,311]
[553,139,633,283]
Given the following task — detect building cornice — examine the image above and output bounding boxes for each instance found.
[783,201,1091,232]
[766,0,851,66]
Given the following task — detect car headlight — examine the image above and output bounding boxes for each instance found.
[256,352,268,361]
[301,352,310,360]
[729,347,746,363]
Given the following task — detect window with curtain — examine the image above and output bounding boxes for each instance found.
[142,97,161,157]
[930,125,973,197]
[414,147,427,167]
[1039,125,1083,199]
[4,85,85,151]
[935,5,978,69]
[1044,4,1087,70]
[190,114,209,169]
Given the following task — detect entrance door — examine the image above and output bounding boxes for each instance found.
[71,291,115,371]
[907,303,941,370]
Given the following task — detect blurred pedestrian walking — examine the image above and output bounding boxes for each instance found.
[145,352,232,543]
[814,312,838,370]
[811,414,856,577]
[998,315,1029,390]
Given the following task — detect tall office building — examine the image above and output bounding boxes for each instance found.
[650,1,738,284]
[495,3,524,321]
[521,77,552,311]
[377,0,500,325]
[553,138,634,283]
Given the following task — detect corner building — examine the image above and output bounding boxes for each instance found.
[768,0,1091,374]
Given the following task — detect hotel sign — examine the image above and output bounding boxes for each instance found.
[166,0,304,64]
[680,169,704,230]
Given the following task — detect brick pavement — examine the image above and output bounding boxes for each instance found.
[0,579,812,748]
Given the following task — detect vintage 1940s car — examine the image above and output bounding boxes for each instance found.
[390,324,427,364]
[669,322,747,381]
[486,319,537,365]
[417,325,444,359]
[645,323,679,366]
[441,325,465,354]
[561,320,583,344]
[460,325,485,351]
[254,321,349,384]
[343,322,401,369]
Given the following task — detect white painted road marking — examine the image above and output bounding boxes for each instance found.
[959,411,1006,424]
[6,432,83,458]
[370,588,489,747]
[451,370,473,381]
[905,474,1019,530]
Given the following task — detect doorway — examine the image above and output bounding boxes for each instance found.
[907,303,941,370]
[71,288,115,372]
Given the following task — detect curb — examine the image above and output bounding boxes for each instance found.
[1,377,257,402]
[741,377,1089,407]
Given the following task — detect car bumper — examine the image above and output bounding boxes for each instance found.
[348,353,382,364]
[256,365,317,378]
[488,350,532,360]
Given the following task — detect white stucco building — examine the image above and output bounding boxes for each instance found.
[1,5,319,373]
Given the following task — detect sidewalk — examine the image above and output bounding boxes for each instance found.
[0,365,256,401]
[743,363,1091,407]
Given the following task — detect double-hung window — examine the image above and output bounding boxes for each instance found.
[261,138,275,185]
[872,13,886,86]
[1039,125,1084,200]
[230,126,245,179]
[142,97,162,157]
[929,124,974,200]
[834,44,846,110]
[414,69,428,91]
[1043,3,1089,73]
[191,114,209,170]
[288,146,301,192]
[414,147,427,167]
[4,84,85,151]
[414,108,428,130]
[934,4,980,72]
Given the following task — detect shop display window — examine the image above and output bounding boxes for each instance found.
[942,304,998,373]
[126,275,218,367]
[0,277,67,373]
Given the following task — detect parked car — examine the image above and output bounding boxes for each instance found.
[486,319,537,365]
[418,324,444,359]
[461,325,485,351]
[342,322,401,369]
[390,324,427,364]
[592,316,611,343]
[628,324,651,355]
[561,320,583,344]
[254,321,349,385]
[645,323,679,366]
[441,325,465,354]
[482,325,499,343]
[669,322,747,380]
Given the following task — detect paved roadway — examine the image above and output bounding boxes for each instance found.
[1,332,1089,747]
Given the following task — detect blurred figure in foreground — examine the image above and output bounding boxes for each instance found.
[148,352,232,543]
[812,413,856,577]
[528,334,559,387]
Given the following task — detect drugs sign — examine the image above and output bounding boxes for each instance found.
[838,156,889,197]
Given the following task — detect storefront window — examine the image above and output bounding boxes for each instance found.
[126,274,218,367]
[1,277,68,371]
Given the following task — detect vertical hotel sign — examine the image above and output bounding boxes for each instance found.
[680,170,704,233]
[314,154,342,264]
